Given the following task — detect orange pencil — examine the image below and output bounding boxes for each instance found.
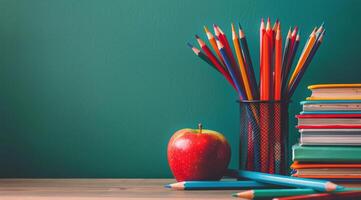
[204,26,226,68]
[288,28,317,89]
[232,23,252,99]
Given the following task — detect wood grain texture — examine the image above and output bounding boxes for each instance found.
[0,179,359,200]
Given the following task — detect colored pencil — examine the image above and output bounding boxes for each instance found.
[260,31,271,100]
[164,180,277,190]
[232,23,253,99]
[274,24,282,100]
[288,28,317,87]
[273,23,282,174]
[194,35,237,90]
[217,40,246,99]
[273,190,361,200]
[281,28,292,91]
[239,23,259,99]
[214,25,240,76]
[259,21,272,173]
[233,188,361,199]
[288,30,324,98]
[203,25,226,69]
[282,33,300,97]
[233,188,317,199]
[226,169,343,192]
[259,18,265,89]
[187,43,218,71]
[195,35,224,68]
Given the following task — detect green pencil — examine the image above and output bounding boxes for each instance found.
[233,188,316,199]
[232,188,361,199]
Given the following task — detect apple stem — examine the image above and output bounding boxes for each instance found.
[198,123,202,134]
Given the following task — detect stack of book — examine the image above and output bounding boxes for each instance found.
[291,84,361,181]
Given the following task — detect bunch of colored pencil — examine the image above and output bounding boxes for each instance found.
[187,18,325,100]
[166,169,361,200]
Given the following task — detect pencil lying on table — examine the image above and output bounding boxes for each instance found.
[233,188,317,199]
[233,188,361,199]
[273,190,361,200]
[226,169,344,192]
[165,180,278,190]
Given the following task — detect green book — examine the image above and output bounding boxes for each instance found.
[293,144,361,162]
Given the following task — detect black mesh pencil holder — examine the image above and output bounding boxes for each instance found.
[237,100,290,175]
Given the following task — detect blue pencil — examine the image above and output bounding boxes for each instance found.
[238,23,259,99]
[226,169,344,192]
[216,40,246,99]
[164,180,278,190]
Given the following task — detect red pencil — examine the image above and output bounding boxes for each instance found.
[259,18,265,92]
[274,24,282,100]
[260,31,271,172]
[261,30,271,100]
[273,190,361,200]
[195,35,237,90]
[214,25,240,75]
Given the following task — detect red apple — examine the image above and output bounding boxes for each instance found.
[167,124,231,182]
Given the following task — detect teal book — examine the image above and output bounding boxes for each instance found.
[292,144,361,163]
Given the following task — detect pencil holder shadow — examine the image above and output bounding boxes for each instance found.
[237,100,290,175]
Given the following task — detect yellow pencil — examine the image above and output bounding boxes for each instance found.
[232,23,253,100]
[288,28,317,88]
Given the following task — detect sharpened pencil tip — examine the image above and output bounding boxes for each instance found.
[164,185,171,188]
[203,26,209,33]
[195,34,200,39]
[232,193,238,197]
[186,42,193,48]
[336,185,345,191]
[238,23,243,30]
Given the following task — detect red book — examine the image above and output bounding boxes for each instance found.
[296,114,361,118]
[297,125,361,129]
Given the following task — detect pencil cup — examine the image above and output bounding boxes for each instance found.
[237,100,290,175]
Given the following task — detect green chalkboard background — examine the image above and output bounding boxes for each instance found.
[0,0,360,177]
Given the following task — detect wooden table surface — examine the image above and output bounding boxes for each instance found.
[0,179,359,200]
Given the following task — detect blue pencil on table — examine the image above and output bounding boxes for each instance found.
[165,180,279,190]
[226,169,344,192]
